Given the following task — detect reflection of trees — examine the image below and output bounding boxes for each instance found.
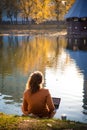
[0,35,24,102]
[0,35,67,75]
[0,36,17,75]
[54,36,67,69]
[14,36,66,74]
[0,35,67,103]
[0,36,3,48]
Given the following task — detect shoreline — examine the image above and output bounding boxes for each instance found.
[0,112,87,130]
[0,24,67,36]
[0,29,67,37]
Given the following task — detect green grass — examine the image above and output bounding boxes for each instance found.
[0,112,87,130]
[0,113,20,130]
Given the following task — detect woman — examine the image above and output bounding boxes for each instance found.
[21,71,56,118]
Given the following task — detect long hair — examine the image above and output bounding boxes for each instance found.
[26,71,43,94]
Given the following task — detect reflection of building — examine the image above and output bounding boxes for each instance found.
[66,42,87,117]
[65,0,87,35]
[66,37,87,51]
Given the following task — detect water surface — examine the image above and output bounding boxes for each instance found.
[0,35,87,123]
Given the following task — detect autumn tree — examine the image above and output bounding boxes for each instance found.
[19,0,35,23]
[65,0,75,12]
[4,0,19,23]
[0,0,75,24]
[51,0,75,20]
[30,0,55,23]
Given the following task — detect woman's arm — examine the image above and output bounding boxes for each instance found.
[21,95,29,115]
[46,90,56,118]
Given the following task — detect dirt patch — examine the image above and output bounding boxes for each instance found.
[18,119,39,130]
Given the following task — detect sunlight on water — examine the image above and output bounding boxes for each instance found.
[45,50,84,122]
[0,35,87,123]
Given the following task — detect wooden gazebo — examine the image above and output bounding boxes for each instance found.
[65,0,87,36]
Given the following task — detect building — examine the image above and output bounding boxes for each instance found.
[65,0,87,36]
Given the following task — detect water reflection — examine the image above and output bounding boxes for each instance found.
[45,49,84,122]
[67,37,87,121]
[0,35,66,103]
[0,35,87,123]
[67,37,87,51]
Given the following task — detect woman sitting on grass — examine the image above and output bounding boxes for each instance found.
[21,71,56,118]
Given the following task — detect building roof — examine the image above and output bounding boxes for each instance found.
[65,0,87,19]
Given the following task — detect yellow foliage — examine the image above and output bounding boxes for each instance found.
[14,36,64,74]
[19,0,76,22]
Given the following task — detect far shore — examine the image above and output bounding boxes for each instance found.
[0,24,67,36]
[0,29,67,37]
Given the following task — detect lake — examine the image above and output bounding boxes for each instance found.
[0,34,87,123]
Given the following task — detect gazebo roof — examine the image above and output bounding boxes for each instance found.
[65,0,87,19]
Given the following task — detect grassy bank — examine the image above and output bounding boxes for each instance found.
[0,113,87,130]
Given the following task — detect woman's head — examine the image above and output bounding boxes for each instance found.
[26,71,44,93]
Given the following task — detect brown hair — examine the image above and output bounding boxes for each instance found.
[26,71,43,94]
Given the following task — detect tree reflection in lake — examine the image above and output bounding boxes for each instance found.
[0,35,87,123]
[0,35,66,102]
